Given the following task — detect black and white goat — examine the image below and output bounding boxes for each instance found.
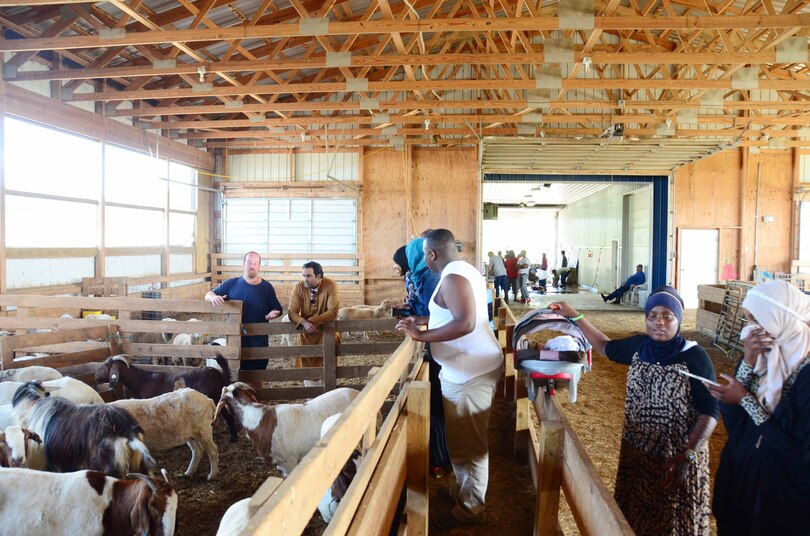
[11,381,155,478]
[95,354,238,442]
[215,383,358,476]
[0,376,103,406]
[0,468,177,536]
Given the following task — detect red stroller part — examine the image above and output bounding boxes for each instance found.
[512,308,592,403]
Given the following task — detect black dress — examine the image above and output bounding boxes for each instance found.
[605,336,719,536]
[713,358,810,535]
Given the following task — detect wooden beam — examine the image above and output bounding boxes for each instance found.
[2,15,809,52]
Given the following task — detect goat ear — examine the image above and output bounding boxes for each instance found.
[23,429,42,444]
[130,485,152,535]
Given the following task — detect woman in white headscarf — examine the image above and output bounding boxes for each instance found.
[708,280,810,535]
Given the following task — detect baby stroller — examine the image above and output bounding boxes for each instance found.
[512,309,592,403]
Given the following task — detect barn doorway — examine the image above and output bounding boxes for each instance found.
[678,229,719,308]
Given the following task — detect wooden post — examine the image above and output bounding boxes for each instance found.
[249,476,284,518]
[323,321,336,392]
[226,303,242,381]
[0,334,13,370]
[406,379,430,536]
[535,422,564,536]
[515,394,530,461]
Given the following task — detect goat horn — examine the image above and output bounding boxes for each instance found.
[111,354,130,367]
[160,468,172,486]
[213,400,226,424]
[127,473,159,494]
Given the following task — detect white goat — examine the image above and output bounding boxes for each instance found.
[0,405,13,429]
[0,366,63,383]
[215,384,359,476]
[0,425,42,468]
[317,413,362,523]
[110,388,219,480]
[0,468,178,536]
[215,498,251,536]
[336,300,392,340]
[0,376,103,406]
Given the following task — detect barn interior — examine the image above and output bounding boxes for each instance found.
[0,0,808,534]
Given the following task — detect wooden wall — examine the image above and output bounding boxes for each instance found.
[674,147,795,284]
[362,147,479,305]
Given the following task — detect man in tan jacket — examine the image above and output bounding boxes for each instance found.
[288,261,341,370]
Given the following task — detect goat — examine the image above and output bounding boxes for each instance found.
[0,468,178,536]
[11,381,155,478]
[215,498,251,536]
[0,405,13,429]
[215,383,359,476]
[0,376,103,406]
[0,426,41,468]
[317,413,362,523]
[95,354,238,443]
[336,300,392,340]
[110,388,219,480]
[0,365,63,383]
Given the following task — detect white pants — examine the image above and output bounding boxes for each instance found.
[441,366,502,519]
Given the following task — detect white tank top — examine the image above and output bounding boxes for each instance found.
[428,260,503,384]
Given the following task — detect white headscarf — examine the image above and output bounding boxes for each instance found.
[741,280,810,412]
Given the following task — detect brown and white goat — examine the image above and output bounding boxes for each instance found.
[95,354,238,442]
[215,383,359,476]
[336,300,392,340]
[0,468,177,536]
[110,388,219,480]
[0,426,41,468]
[11,381,155,478]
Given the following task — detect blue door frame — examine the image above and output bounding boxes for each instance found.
[484,174,669,290]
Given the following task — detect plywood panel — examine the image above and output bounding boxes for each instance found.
[746,151,793,275]
[675,150,741,228]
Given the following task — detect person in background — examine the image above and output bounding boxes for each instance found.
[558,250,569,288]
[709,280,810,536]
[405,236,452,478]
[504,250,518,302]
[537,252,549,294]
[287,261,341,379]
[205,251,282,371]
[602,264,646,304]
[488,250,508,303]
[397,229,502,529]
[393,245,409,278]
[517,250,530,303]
[551,286,718,536]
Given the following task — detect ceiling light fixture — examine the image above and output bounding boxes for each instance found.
[197,65,206,83]
[665,117,672,128]
[582,56,592,72]
[424,118,431,131]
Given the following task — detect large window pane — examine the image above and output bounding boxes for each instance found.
[105,145,166,208]
[169,213,195,246]
[169,162,197,211]
[105,207,163,247]
[4,117,101,199]
[5,195,96,247]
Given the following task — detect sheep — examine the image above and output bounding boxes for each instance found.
[0,426,42,468]
[0,376,103,406]
[0,468,177,536]
[336,300,392,340]
[11,381,155,478]
[95,354,238,443]
[159,318,204,366]
[317,413,362,523]
[215,498,251,536]
[214,383,359,476]
[0,365,63,383]
[84,313,114,320]
[110,388,219,480]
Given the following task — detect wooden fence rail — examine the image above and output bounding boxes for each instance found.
[492,299,633,536]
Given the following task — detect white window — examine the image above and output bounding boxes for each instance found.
[169,161,197,211]
[5,195,97,247]
[800,201,810,273]
[105,206,164,247]
[105,145,167,208]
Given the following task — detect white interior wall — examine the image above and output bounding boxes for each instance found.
[625,188,652,279]
[558,184,644,292]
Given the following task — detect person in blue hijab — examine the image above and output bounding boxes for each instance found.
[551,286,719,536]
[403,236,451,474]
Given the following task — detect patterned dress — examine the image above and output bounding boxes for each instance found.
[606,336,717,536]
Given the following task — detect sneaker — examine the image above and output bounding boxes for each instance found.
[601,293,609,302]
[433,510,487,529]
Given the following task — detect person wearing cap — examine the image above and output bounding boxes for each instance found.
[708,280,810,535]
[551,286,718,536]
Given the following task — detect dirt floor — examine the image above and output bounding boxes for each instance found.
[156,302,736,535]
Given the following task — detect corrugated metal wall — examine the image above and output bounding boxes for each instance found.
[226,152,359,182]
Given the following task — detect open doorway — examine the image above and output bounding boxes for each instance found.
[678,229,719,308]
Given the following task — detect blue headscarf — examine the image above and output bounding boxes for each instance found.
[638,285,688,364]
[406,238,429,289]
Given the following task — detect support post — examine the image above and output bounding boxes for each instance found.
[535,422,564,536]
[323,321,336,392]
[406,379,430,536]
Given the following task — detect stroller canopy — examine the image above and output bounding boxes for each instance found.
[512,309,591,353]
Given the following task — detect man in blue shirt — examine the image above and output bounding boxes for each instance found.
[602,264,646,304]
[206,251,283,370]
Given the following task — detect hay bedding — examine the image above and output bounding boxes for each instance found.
[156,311,733,535]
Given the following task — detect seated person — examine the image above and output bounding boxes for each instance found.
[602,264,646,304]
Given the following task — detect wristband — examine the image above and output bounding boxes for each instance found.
[570,313,584,323]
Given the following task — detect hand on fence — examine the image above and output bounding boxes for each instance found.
[265,310,282,321]
[549,301,578,319]
[209,294,227,306]
[396,317,421,341]
[301,319,318,334]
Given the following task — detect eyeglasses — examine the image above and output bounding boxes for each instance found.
[646,313,676,322]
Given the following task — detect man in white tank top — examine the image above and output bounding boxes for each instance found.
[397,229,503,528]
